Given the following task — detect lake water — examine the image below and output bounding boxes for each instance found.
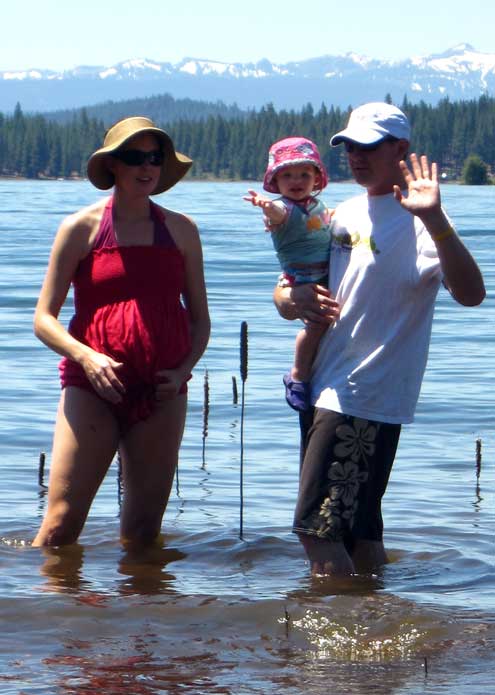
[0,180,493,694]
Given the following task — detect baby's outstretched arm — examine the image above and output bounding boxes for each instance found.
[243,189,287,226]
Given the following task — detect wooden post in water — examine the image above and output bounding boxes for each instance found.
[202,369,209,469]
[116,451,123,512]
[175,459,180,497]
[475,437,482,500]
[239,321,248,540]
[475,437,482,478]
[38,451,47,488]
[284,607,291,638]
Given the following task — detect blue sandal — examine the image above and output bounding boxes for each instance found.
[283,373,310,412]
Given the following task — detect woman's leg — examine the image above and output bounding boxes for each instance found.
[118,394,187,545]
[32,387,120,547]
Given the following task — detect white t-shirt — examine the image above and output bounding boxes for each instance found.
[311,192,443,424]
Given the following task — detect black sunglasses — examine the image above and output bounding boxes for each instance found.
[344,137,399,154]
[111,149,164,166]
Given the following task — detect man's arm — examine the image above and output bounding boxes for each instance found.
[273,283,341,324]
[424,214,485,306]
[394,154,485,307]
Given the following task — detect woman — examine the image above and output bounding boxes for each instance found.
[32,116,210,547]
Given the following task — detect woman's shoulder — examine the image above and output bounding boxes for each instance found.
[155,204,200,254]
[155,204,198,235]
[54,197,109,254]
[154,203,194,224]
[56,198,106,234]
[62,197,108,232]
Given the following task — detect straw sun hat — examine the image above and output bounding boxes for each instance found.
[87,116,193,195]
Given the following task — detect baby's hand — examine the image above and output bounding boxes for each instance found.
[243,189,287,225]
[243,189,273,209]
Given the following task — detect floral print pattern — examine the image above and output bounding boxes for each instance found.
[334,419,378,462]
[301,417,380,541]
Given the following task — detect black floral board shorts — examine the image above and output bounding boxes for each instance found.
[293,408,401,550]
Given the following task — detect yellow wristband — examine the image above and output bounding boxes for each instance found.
[431,226,455,242]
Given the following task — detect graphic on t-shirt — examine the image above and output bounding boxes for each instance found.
[332,230,381,254]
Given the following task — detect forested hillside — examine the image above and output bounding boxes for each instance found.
[1,95,494,182]
[42,93,246,125]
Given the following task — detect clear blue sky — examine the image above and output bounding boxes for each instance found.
[2,0,494,71]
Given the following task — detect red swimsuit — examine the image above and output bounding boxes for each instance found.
[59,198,192,431]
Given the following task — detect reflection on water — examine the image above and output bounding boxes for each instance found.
[3,535,494,695]
[0,181,494,693]
[39,544,86,593]
[1,524,494,693]
[38,541,188,598]
[117,544,186,596]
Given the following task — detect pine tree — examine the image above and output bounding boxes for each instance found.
[462,154,490,184]
[2,95,495,183]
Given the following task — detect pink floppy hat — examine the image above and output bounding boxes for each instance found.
[263,137,329,194]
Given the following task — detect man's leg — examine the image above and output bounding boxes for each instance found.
[298,534,355,575]
[349,419,401,573]
[351,540,388,573]
[293,409,399,576]
[293,409,359,575]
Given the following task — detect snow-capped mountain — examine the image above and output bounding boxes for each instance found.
[2,44,494,113]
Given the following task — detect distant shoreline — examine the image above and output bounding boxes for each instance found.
[0,174,85,182]
[0,174,465,185]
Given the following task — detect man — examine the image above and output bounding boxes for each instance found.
[274,102,485,576]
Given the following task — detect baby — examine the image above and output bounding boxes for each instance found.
[244,137,332,411]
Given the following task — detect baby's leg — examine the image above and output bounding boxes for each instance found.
[292,322,327,382]
[283,323,327,412]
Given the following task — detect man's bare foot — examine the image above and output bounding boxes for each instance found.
[351,539,388,573]
[298,533,355,575]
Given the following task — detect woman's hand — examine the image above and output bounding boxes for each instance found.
[154,369,187,402]
[155,369,188,403]
[80,350,125,404]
